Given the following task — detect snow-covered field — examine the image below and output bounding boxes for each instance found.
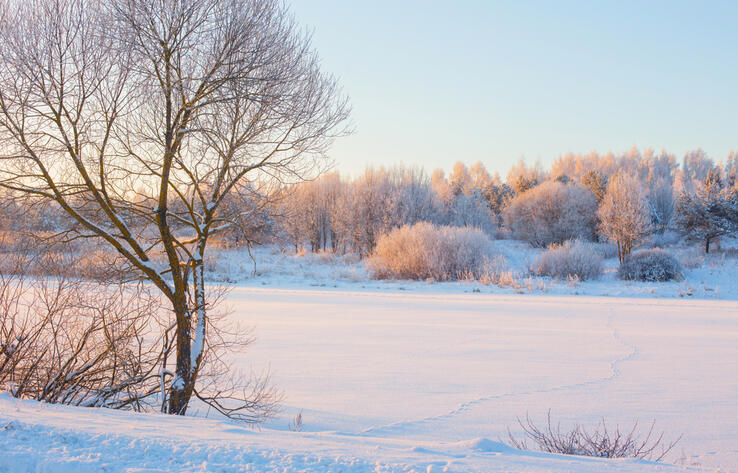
[206,240,738,300]
[2,287,736,472]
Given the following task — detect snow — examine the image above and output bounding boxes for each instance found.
[0,393,703,473]
[204,240,738,300]
[2,287,736,472]
[233,289,737,471]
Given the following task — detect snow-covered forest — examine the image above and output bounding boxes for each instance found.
[273,148,738,262]
[4,147,736,290]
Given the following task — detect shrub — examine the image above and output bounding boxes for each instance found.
[532,240,604,281]
[502,181,598,247]
[507,411,681,461]
[0,273,166,408]
[618,249,684,282]
[590,241,619,260]
[477,255,518,287]
[367,222,496,281]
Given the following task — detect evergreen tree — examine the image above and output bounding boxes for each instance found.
[674,169,738,253]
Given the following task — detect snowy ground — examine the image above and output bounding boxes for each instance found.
[2,288,736,472]
[0,393,703,473]
[205,239,738,300]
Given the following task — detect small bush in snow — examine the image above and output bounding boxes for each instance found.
[367,222,496,281]
[532,240,604,281]
[507,411,681,461]
[590,241,619,260]
[618,249,684,282]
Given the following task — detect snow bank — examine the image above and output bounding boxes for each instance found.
[0,394,698,473]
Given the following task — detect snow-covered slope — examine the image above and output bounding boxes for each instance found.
[2,289,736,472]
[0,394,700,473]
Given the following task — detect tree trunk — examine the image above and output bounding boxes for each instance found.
[705,237,711,254]
[167,259,207,416]
[168,303,192,415]
[617,241,623,264]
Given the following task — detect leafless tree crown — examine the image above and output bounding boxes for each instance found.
[0,0,348,416]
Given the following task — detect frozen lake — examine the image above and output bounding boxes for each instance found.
[2,287,736,472]
[232,288,738,471]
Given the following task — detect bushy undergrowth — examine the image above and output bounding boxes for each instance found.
[591,241,619,260]
[532,240,604,281]
[367,222,496,281]
[0,230,155,281]
[618,249,684,282]
[643,231,682,249]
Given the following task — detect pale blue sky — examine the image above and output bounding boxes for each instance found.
[290,0,738,176]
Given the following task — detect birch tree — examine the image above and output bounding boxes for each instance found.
[598,173,651,263]
[0,0,348,416]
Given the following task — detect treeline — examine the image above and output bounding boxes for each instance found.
[276,147,738,258]
[278,165,496,256]
[1,147,736,260]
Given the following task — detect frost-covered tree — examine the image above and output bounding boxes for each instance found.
[289,172,343,252]
[643,149,678,186]
[677,148,715,194]
[449,190,496,235]
[448,162,472,197]
[277,166,442,256]
[507,158,546,195]
[481,182,513,225]
[391,166,438,227]
[580,170,608,203]
[351,168,402,255]
[598,173,652,263]
[431,168,453,206]
[723,151,738,187]
[674,170,738,253]
[682,149,714,182]
[468,161,494,191]
[502,181,598,247]
[327,166,438,257]
[646,177,675,234]
[281,179,327,252]
[428,163,497,233]
[0,0,348,416]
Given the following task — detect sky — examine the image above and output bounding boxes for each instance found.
[289,0,738,177]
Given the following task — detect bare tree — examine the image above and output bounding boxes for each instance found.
[646,177,675,234]
[597,173,651,263]
[502,181,598,248]
[0,0,348,416]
